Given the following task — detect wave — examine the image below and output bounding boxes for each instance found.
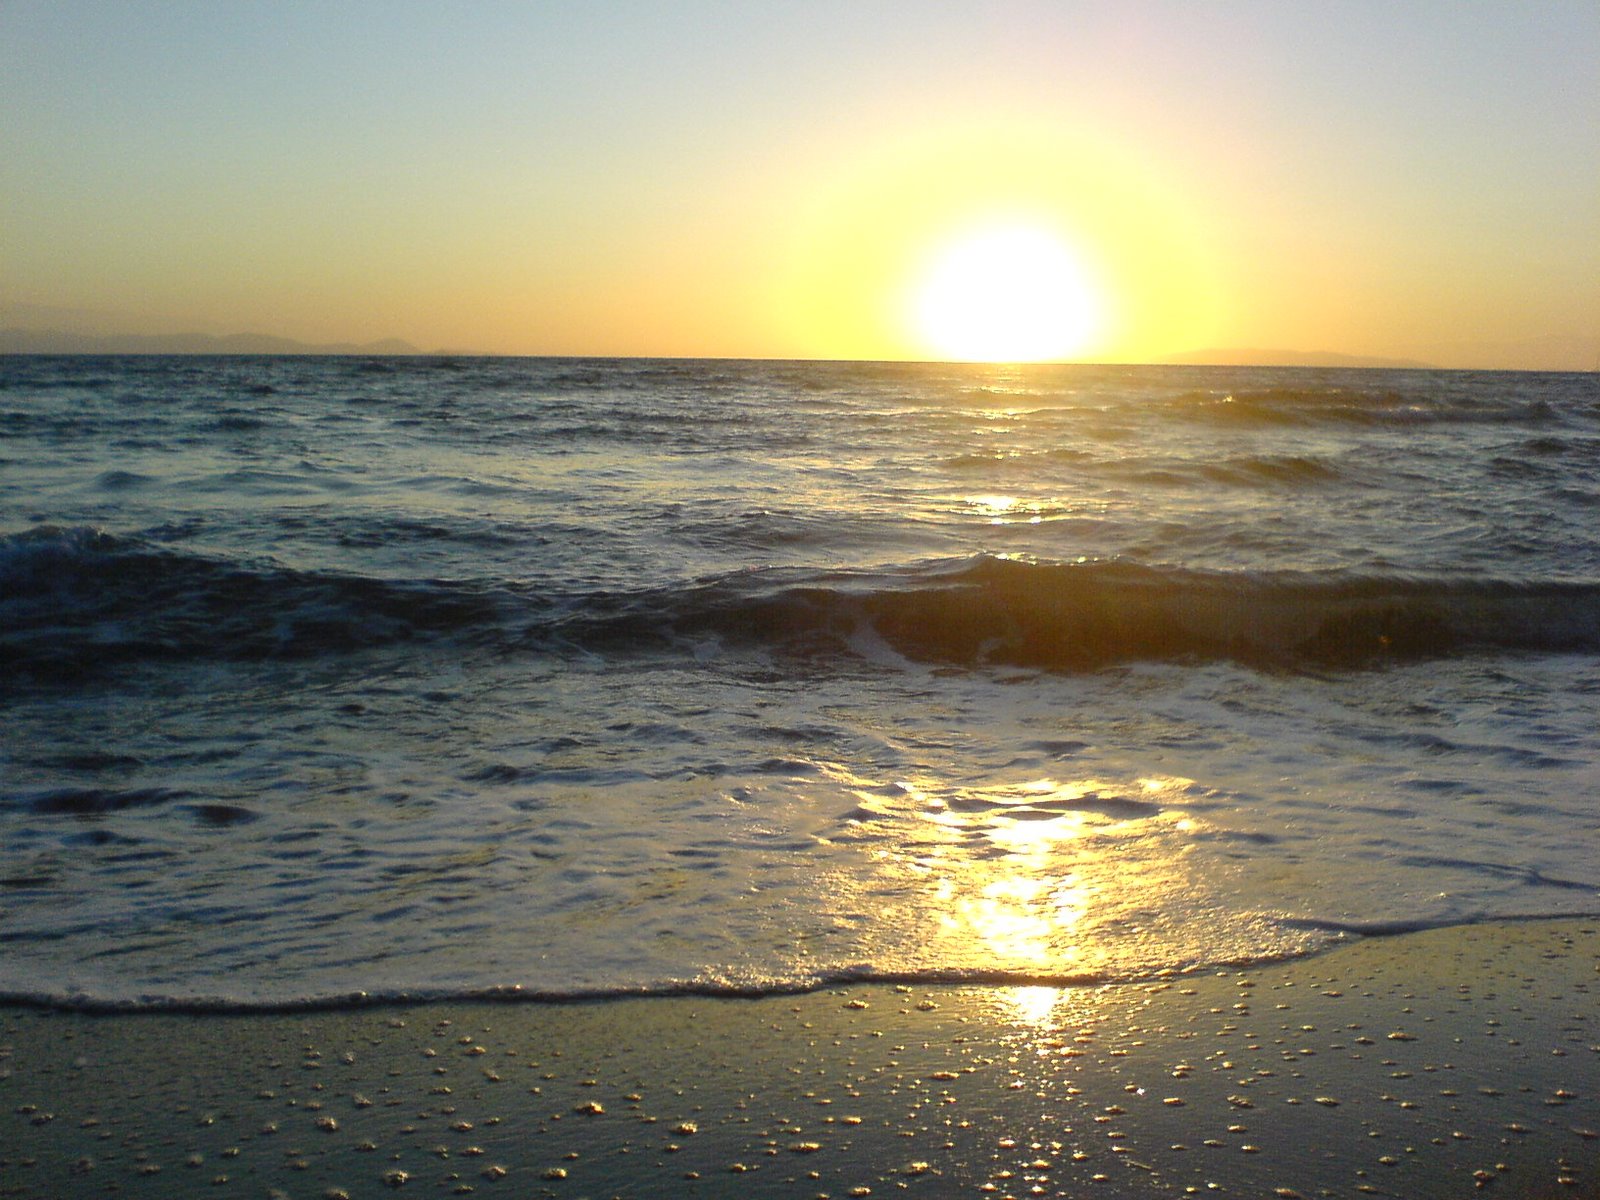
[4,912,1593,1014]
[0,944,1394,1014]
[0,525,521,680]
[940,449,1344,489]
[575,555,1600,670]
[6,527,1598,679]
[1155,385,1570,428]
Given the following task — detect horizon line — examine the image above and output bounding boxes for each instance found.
[5,326,1598,372]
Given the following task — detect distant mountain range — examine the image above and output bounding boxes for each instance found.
[4,327,1592,370]
[1162,337,1599,372]
[0,331,1438,367]
[0,328,438,356]
[1159,347,1436,369]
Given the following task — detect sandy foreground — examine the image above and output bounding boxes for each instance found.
[1,920,1595,1200]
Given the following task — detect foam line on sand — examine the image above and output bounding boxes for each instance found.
[2,919,1596,1198]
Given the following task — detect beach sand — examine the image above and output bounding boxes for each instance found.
[2,920,1594,1199]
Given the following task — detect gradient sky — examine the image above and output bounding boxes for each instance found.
[4,1,1597,366]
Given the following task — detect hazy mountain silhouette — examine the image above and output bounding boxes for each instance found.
[0,328,438,355]
[1160,347,1436,369]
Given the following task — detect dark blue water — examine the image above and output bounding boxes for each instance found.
[2,356,1597,1008]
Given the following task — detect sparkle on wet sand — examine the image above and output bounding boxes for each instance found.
[1,921,1594,1199]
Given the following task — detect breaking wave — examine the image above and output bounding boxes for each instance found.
[6,526,1597,679]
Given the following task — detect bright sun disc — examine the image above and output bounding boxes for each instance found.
[911,222,1100,362]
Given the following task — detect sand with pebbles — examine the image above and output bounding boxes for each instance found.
[2,919,1595,1199]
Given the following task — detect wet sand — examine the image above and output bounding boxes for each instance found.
[2,919,1595,1199]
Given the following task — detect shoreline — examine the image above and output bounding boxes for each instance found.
[2,919,1595,1198]
[0,910,1587,1017]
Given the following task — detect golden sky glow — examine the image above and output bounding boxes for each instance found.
[766,116,1221,363]
[2,3,1596,367]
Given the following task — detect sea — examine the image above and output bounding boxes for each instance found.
[1,355,1596,1011]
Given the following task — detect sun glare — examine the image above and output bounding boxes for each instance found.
[911,221,1101,362]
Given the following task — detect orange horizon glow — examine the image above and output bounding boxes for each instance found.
[3,6,1594,369]
[766,117,1227,366]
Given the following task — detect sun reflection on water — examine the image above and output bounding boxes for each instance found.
[967,493,1022,516]
[825,763,1230,1007]
[933,870,1085,965]
[1001,983,1108,1029]
[830,770,1219,1010]
[913,776,1167,986]
[1005,984,1066,1026]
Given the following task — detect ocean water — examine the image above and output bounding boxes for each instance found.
[1,355,1596,1010]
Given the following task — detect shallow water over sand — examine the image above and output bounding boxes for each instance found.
[2,357,1597,1007]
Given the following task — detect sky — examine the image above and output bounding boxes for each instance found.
[3,1,1597,367]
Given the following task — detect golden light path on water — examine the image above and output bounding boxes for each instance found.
[828,769,1236,1028]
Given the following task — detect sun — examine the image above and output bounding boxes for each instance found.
[909,220,1102,363]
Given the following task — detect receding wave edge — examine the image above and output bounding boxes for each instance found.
[7,913,1595,1015]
